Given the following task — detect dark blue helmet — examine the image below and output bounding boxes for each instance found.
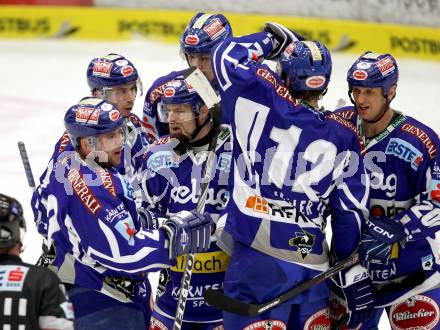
[347,51,398,97]
[279,40,332,92]
[0,193,26,249]
[87,53,141,93]
[180,13,232,55]
[64,97,124,148]
[158,77,204,123]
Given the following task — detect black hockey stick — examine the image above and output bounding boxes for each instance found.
[172,67,222,330]
[204,254,360,316]
[18,141,36,191]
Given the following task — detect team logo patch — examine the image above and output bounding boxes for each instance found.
[304,307,331,330]
[305,75,326,89]
[352,70,368,80]
[115,217,137,246]
[430,179,440,203]
[376,56,395,76]
[242,320,286,330]
[109,110,120,121]
[390,295,439,330]
[0,266,29,292]
[93,61,112,77]
[288,230,315,259]
[150,316,168,330]
[185,34,199,45]
[422,254,434,270]
[75,107,100,125]
[203,18,226,39]
[246,195,269,214]
[121,65,134,76]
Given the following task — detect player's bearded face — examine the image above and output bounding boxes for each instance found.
[352,86,387,122]
[167,103,197,153]
[93,128,124,167]
[187,53,215,82]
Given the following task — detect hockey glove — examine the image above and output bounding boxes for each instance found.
[36,242,56,268]
[334,264,376,329]
[137,208,168,230]
[161,210,212,261]
[264,22,304,60]
[359,216,407,268]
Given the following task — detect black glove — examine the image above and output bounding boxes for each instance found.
[137,208,168,230]
[264,22,304,60]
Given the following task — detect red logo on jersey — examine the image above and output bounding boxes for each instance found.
[124,222,136,238]
[242,320,286,330]
[246,195,269,214]
[150,316,168,329]
[390,295,439,330]
[58,131,71,153]
[304,308,331,330]
[352,70,368,80]
[305,75,326,89]
[185,35,199,45]
[401,123,436,159]
[432,182,440,202]
[8,267,24,282]
[121,65,134,76]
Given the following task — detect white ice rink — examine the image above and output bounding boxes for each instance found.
[1,39,439,328]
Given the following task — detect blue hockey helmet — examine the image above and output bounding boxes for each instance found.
[279,40,332,92]
[158,77,204,123]
[347,51,398,97]
[0,193,26,249]
[87,53,142,95]
[64,97,124,148]
[180,13,232,55]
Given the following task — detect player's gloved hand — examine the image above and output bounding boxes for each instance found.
[359,216,407,268]
[334,264,376,329]
[137,208,168,230]
[36,242,56,268]
[264,22,304,60]
[161,210,213,261]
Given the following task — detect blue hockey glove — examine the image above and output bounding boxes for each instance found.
[137,208,168,230]
[359,216,407,268]
[161,210,212,261]
[334,264,376,329]
[264,22,304,60]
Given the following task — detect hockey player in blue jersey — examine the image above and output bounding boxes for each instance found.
[142,12,232,139]
[331,51,440,330]
[32,53,149,239]
[44,97,213,329]
[141,77,231,329]
[211,23,374,329]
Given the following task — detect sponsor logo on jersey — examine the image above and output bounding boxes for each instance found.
[256,68,296,105]
[217,153,231,172]
[390,295,439,330]
[185,34,199,45]
[0,265,29,292]
[385,138,423,170]
[242,320,286,330]
[104,202,126,223]
[92,61,112,77]
[422,254,434,270]
[326,113,366,154]
[154,136,171,146]
[305,75,326,89]
[401,123,436,159]
[245,195,315,223]
[67,168,102,215]
[97,168,116,197]
[369,173,397,198]
[170,178,227,210]
[58,131,71,153]
[171,251,230,274]
[171,281,223,300]
[376,56,396,76]
[115,216,137,246]
[430,179,440,203]
[121,65,134,76]
[288,230,315,259]
[203,18,226,39]
[75,107,100,125]
[336,110,355,120]
[147,151,179,172]
[352,70,368,80]
[303,307,331,330]
[150,317,168,330]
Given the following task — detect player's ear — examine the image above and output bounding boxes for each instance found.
[388,84,397,101]
[79,137,91,155]
[200,104,209,117]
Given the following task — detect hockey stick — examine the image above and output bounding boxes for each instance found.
[204,254,360,316]
[18,141,36,191]
[172,67,222,330]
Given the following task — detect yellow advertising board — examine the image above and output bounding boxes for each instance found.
[1,6,439,61]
